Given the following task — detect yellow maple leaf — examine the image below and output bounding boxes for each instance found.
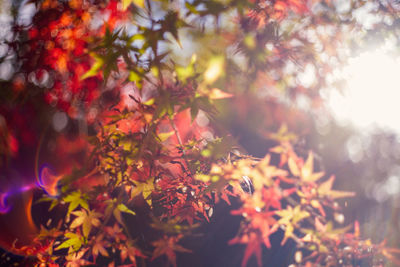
[131,177,155,206]
[276,205,309,245]
[300,152,324,182]
[122,0,145,11]
[317,175,355,199]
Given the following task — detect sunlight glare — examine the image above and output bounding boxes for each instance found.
[329,47,400,133]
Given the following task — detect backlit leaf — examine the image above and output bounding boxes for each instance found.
[131,177,155,206]
[158,131,175,142]
[63,191,89,214]
[122,0,145,10]
[288,157,300,177]
[56,232,84,252]
[208,88,233,100]
[117,203,136,216]
[81,55,104,80]
[71,209,101,238]
[318,175,356,199]
[204,56,225,84]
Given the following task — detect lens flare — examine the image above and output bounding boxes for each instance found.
[37,166,61,197]
[0,193,10,214]
[0,184,35,214]
[34,126,61,196]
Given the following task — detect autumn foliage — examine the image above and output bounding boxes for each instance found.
[1,0,400,266]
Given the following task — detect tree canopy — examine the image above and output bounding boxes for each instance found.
[0,0,400,266]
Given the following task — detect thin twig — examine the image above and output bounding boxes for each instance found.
[169,117,194,178]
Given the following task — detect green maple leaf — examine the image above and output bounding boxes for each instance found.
[113,203,136,224]
[104,199,136,225]
[276,205,309,245]
[56,232,84,252]
[81,54,104,80]
[63,191,89,214]
[117,203,136,216]
[131,177,155,206]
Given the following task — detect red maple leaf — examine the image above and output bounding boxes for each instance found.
[151,235,191,267]
[229,232,263,267]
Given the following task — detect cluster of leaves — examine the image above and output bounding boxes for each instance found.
[1,0,400,266]
[218,141,386,266]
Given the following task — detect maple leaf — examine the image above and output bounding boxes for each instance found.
[317,175,356,199]
[288,156,300,177]
[303,218,352,248]
[262,186,282,210]
[81,54,104,80]
[229,232,263,267]
[70,209,101,238]
[234,191,266,217]
[122,0,145,10]
[160,11,190,48]
[288,0,308,14]
[56,232,84,252]
[120,242,147,266]
[65,248,91,267]
[36,224,63,240]
[63,191,89,214]
[204,55,225,84]
[92,234,109,261]
[308,218,353,248]
[157,131,175,142]
[35,250,59,267]
[249,212,279,249]
[270,141,296,167]
[242,232,262,267]
[119,202,137,214]
[301,152,324,182]
[105,198,137,226]
[250,154,288,191]
[230,192,280,266]
[207,88,233,100]
[151,235,191,267]
[165,194,202,225]
[151,216,200,235]
[105,224,127,243]
[275,205,309,245]
[288,152,324,182]
[267,124,298,143]
[131,177,155,206]
[112,203,136,225]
